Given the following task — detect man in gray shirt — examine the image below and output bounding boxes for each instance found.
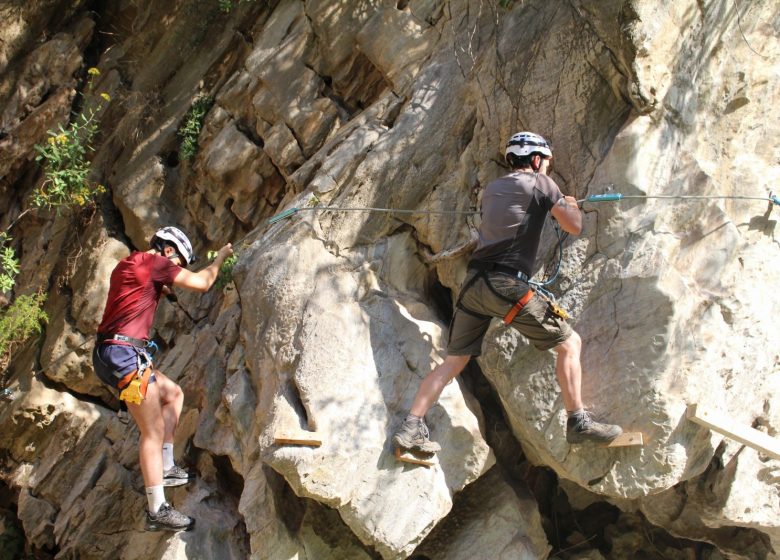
[393,132,622,454]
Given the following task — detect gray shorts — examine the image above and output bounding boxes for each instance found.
[447,270,572,356]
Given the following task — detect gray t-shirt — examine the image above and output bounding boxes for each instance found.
[471,172,563,276]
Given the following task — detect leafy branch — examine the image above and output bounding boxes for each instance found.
[178,95,214,161]
[207,250,238,289]
[33,66,109,210]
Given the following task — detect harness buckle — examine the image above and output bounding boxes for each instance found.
[548,301,570,320]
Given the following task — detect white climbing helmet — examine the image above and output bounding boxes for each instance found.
[505,131,553,159]
[150,226,196,266]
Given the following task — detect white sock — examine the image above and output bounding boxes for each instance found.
[146,485,166,513]
[162,443,174,471]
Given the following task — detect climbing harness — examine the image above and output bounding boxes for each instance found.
[96,334,157,405]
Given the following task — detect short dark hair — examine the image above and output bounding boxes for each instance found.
[152,238,177,255]
[506,153,534,169]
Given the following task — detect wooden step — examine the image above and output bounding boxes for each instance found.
[686,404,780,460]
[394,447,435,468]
[603,432,644,448]
[274,432,322,447]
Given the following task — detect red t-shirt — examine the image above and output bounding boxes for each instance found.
[97,252,182,340]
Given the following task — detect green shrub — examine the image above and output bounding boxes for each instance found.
[33,67,109,210]
[178,96,214,161]
[207,250,238,289]
[0,234,19,293]
[0,292,48,362]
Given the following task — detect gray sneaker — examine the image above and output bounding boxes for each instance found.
[145,502,195,532]
[566,411,622,443]
[163,465,194,487]
[392,417,441,454]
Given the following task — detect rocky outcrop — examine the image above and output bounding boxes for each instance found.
[1,0,778,559]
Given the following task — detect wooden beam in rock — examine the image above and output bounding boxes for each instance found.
[274,432,322,447]
[394,447,435,468]
[686,404,780,460]
[603,432,644,448]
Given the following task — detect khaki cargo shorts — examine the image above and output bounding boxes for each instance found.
[447,270,572,356]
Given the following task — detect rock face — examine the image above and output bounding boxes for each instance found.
[0,0,778,559]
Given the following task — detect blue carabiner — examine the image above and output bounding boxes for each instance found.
[146,340,159,357]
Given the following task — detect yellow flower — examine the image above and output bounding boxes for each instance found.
[56,134,68,144]
[100,93,111,102]
[47,137,56,145]
[95,184,107,194]
[87,67,100,76]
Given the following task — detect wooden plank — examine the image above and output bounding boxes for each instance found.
[394,447,435,468]
[274,433,322,447]
[603,432,644,448]
[686,404,780,460]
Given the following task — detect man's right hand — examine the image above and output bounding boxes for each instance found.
[214,243,234,264]
[173,242,235,293]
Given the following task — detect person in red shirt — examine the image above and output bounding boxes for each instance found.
[93,226,233,531]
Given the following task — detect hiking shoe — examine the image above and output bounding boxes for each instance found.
[163,465,195,487]
[145,502,195,532]
[566,411,622,444]
[392,417,441,454]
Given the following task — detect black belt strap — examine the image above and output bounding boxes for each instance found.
[467,260,530,283]
[97,333,149,348]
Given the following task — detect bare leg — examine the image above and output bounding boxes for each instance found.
[410,355,471,417]
[553,330,584,412]
[154,371,184,444]
[127,382,165,487]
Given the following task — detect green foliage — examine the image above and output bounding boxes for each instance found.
[207,250,238,289]
[178,96,214,161]
[0,234,19,293]
[32,67,109,211]
[218,0,255,13]
[33,115,107,209]
[0,292,48,361]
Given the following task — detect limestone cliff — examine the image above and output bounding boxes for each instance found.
[1,1,778,559]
